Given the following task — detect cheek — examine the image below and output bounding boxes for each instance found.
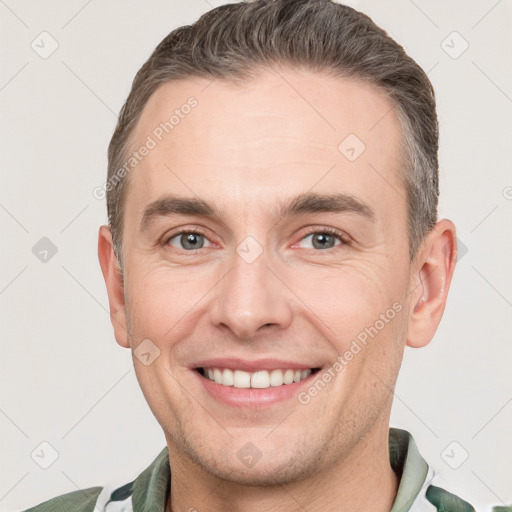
[125,263,218,346]
[125,251,408,355]
[292,260,402,340]
[125,270,186,339]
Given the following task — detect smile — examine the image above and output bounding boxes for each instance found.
[197,367,320,389]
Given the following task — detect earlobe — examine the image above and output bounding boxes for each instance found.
[406,219,457,349]
[97,225,130,348]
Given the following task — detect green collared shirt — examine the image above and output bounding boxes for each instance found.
[22,428,486,512]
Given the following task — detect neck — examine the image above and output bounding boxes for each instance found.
[165,422,399,512]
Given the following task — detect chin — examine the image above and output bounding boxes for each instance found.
[180,433,327,488]
[207,455,324,487]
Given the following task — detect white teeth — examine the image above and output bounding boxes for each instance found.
[202,367,315,388]
[301,369,312,380]
[233,370,251,388]
[251,371,270,388]
[283,369,295,385]
[213,368,223,384]
[222,368,234,386]
[270,369,284,386]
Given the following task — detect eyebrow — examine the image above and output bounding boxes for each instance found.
[139,191,375,232]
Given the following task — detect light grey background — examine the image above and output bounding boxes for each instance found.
[1,1,511,510]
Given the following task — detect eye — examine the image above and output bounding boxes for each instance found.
[163,227,349,252]
[296,228,349,250]
[165,230,213,251]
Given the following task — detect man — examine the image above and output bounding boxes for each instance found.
[23,0,478,510]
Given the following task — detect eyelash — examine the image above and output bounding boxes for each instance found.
[163,227,210,251]
[162,226,350,252]
[300,226,350,248]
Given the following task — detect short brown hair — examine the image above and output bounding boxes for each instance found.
[107,0,439,268]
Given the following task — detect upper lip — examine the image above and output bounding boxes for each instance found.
[192,358,322,372]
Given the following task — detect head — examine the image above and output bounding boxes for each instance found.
[99,0,456,488]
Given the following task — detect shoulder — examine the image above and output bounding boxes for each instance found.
[19,446,167,512]
[425,485,512,512]
[388,428,477,512]
[425,484,476,511]
[20,486,103,512]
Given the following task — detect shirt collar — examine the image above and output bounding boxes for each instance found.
[131,446,170,511]
[389,427,430,512]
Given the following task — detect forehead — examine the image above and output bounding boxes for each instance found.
[125,67,405,227]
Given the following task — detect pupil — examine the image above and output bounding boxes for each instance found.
[183,233,203,249]
[313,233,334,249]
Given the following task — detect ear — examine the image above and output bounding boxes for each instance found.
[406,219,457,349]
[98,225,130,348]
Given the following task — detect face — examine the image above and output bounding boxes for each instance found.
[106,68,417,484]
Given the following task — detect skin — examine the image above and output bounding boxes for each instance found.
[98,66,457,512]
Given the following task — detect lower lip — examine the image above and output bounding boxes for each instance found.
[193,369,320,408]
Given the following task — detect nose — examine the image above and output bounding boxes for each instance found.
[208,246,294,341]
